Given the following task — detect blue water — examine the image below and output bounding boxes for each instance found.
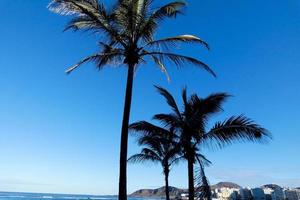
[0,192,158,200]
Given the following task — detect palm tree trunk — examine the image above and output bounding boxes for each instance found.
[185,134,195,200]
[188,154,195,200]
[118,63,135,200]
[164,168,170,200]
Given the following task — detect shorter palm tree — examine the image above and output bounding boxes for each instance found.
[128,121,211,200]
[128,123,181,200]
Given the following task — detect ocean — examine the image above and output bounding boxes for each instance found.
[0,192,160,200]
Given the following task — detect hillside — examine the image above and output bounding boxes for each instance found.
[130,186,185,198]
[130,182,242,197]
[211,182,242,189]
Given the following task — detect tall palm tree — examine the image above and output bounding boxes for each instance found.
[154,86,271,200]
[48,1,215,199]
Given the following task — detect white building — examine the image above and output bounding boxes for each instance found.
[214,187,239,200]
[263,188,274,195]
[180,193,188,200]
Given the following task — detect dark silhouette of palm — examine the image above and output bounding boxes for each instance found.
[128,122,211,200]
[48,1,215,199]
[154,86,271,200]
[128,123,181,200]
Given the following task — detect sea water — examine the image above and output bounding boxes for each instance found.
[0,192,161,200]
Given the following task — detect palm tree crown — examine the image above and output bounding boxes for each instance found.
[155,86,270,150]
[128,123,181,200]
[48,0,215,77]
[129,123,180,165]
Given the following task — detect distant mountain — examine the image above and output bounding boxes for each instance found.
[261,184,282,190]
[211,182,242,189]
[130,186,186,198]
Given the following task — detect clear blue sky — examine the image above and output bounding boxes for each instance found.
[0,0,300,195]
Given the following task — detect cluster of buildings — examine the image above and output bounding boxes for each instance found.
[211,186,300,200]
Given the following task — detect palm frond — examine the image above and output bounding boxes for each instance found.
[63,16,101,32]
[115,0,139,37]
[150,1,186,21]
[153,113,181,129]
[49,0,103,18]
[189,93,231,119]
[140,138,163,156]
[48,0,87,15]
[65,54,99,74]
[49,0,125,46]
[95,47,124,68]
[182,86,189,110]
[170,155,185,165]
[134,0,151,16]
[65,51,123,74]
[155,86,181,118]
[195,163,212,200]
[205,115,271,148]
[137,134,161,146]
[150,55,170,81]
[199,93,231,113]
[142,51,216,77]
[137,1,186,42]
[129,121,171,136]
[141,147,163,160]
[195,153,211,167]
[128,153,161,163]
[145,35,209,50]
[130,118,182,172]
